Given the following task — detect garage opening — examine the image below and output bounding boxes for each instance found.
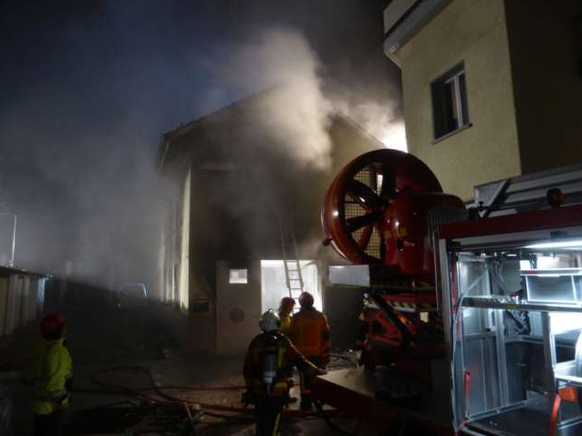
[260,260,321,313]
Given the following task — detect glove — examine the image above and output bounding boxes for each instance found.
[56,395,71,411]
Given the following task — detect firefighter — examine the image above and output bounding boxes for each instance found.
[290,292,331,410]
[277,297,297,403]
[243,309,325,436]
[278,297,295,336]
[32,313,73,436]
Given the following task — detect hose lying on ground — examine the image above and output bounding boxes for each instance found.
[88,365,354,420]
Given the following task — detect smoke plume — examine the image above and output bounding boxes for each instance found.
[0,0,405,296]
[202,27,334,170]
[334,100,408,152]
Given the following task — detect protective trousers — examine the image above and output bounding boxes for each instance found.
[254,397,285,436]
[300,356,325,410]
[33,411,64,436]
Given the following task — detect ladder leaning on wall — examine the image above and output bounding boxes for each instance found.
[278,219,304,311]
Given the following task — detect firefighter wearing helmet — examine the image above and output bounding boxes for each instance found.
[32,313,73,436]
[243,309,326,436]
[290,292,331,410]
[278,297,295,336]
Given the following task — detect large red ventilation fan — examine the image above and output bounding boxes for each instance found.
[321,149,466,363]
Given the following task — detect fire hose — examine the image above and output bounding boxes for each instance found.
[549,393,562,436]
[83,364,357,430]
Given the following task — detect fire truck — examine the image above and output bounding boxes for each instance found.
[314,149,582,436]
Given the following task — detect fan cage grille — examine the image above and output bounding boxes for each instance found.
[343,166,382,259]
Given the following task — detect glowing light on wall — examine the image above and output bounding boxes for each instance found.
[179,169,191,311]
[378,123,408,152]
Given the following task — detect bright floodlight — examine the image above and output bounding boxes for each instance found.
[525,239,582,249]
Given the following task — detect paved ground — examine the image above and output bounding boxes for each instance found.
[1,298,370,436]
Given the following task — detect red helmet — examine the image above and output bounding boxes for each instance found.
[279,297,295,312]
[298,292,314,308]
[40,313,67,339]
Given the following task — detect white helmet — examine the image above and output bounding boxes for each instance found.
[259,309,281,332]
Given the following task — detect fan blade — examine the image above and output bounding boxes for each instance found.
[358,225,373,249]
[380,164,397,199]
[370,165,378,191]
[346,180,382,209]
[377,222,386,262]
[346,213,378,233]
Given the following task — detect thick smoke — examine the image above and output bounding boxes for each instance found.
[0,90,168,288]
[0,1,188,289]
[186,25,405,266]
[334,100,408,152]
[204,27,334,170]
[201,25,406,168]
[0,0,405,296]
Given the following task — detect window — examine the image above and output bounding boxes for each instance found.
[229,269,248,284]
[431,63,470,140]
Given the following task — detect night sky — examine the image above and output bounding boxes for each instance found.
[0,0,401,288]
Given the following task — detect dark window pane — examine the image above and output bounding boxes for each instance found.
[431,63,469,140]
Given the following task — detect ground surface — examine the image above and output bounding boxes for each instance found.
[1,296,367,436]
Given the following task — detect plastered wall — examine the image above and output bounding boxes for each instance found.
[395,0,522,200]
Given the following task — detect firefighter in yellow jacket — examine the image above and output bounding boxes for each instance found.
[278,297,295,336]
[290,292,331,410]
[33,313,73,436]
[243,309,325,436]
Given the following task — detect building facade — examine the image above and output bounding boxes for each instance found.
[157,89,384,353]
[384,0,582,200]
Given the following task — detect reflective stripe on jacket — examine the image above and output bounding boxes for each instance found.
[32,337,73,415]
[290,308,331,359]
[243,332,318,397]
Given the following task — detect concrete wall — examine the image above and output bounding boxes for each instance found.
[154,301,216,354]
[505,0,582,174]
[394,0,522,200]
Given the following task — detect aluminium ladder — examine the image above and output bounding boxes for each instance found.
[278,220,304,311]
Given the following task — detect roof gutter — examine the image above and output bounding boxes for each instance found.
[383,0,453,66]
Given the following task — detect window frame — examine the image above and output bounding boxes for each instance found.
[229,268,249,285]
[431,62,471,143]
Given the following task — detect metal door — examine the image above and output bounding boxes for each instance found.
[216,260,262,355]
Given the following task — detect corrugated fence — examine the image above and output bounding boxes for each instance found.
[0,267,49,337]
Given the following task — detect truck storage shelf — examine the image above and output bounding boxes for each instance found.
[461,297,582,313]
